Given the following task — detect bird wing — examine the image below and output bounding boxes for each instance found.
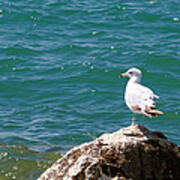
[125,83,158,112]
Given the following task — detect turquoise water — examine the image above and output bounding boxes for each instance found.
[0,0,180,178]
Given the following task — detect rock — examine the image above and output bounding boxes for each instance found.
[38,125,180,180]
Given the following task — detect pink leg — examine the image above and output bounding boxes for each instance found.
[132,113,135,126]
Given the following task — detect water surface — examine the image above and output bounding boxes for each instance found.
[0,0,179,179]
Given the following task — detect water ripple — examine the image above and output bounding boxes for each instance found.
[0,0,179,156]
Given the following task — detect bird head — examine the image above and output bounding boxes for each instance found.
[120,68,142,82]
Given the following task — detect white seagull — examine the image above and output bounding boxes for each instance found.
[121,67,163,125]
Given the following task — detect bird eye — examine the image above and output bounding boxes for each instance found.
[129,71,133,75]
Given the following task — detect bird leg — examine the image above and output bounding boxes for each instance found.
[132,113,135,126]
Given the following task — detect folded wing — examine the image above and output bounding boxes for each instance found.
[125,83,163,117]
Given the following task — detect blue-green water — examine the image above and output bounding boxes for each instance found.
[0,0,180,179]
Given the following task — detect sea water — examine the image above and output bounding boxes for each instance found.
[0,0,179,179]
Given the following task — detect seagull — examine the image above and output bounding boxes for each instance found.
[120,67,163,125]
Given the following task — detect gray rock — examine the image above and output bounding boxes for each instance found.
[38,125,180,180]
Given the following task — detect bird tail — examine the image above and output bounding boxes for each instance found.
[145,106,163,117]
